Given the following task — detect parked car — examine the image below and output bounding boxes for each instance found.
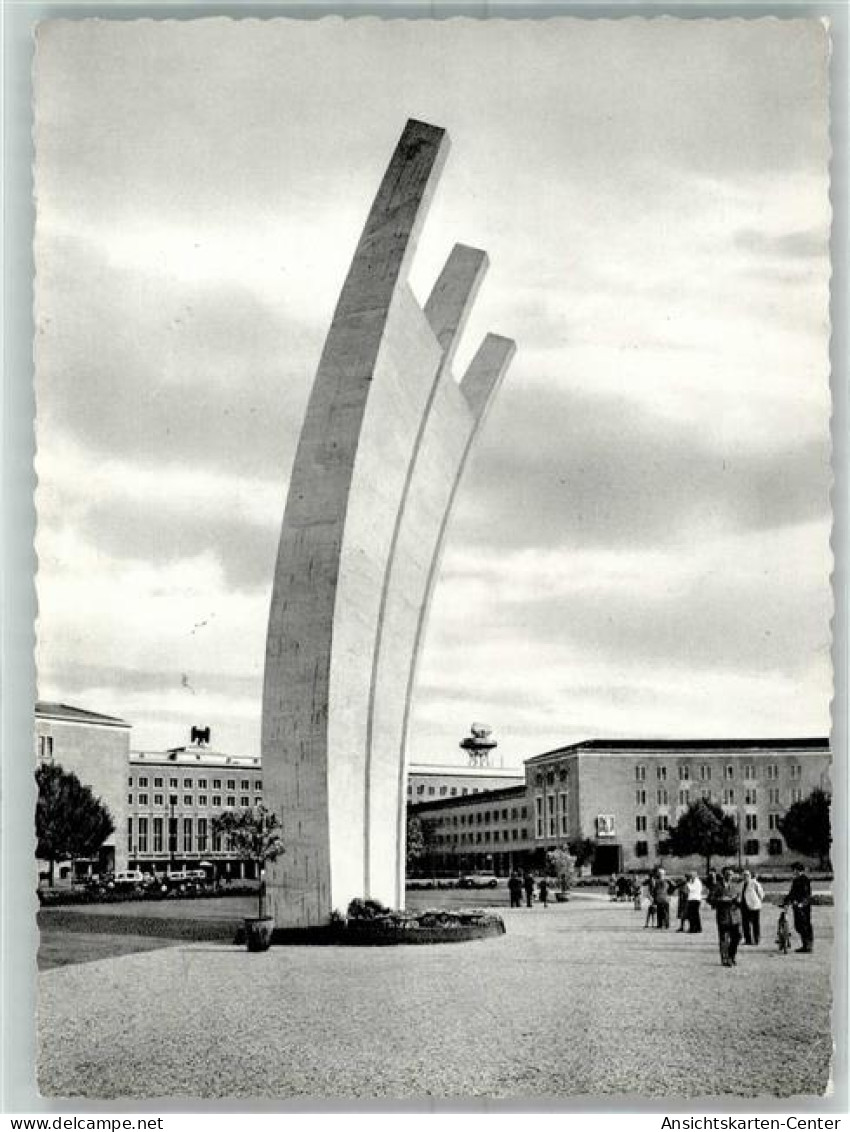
[111,870,145,889]
[458,873,499,889]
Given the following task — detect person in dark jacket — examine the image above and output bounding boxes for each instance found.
[710,866,743,967]
[538,877,549,907]
[783,862,814,953]
[523,872,535,908]
[508,872,523,908]
[650,868,671,929]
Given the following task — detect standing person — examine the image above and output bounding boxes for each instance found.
[710,866,743,967]
[523,871,535,908]
[740,869,765,945]
[685,871,704,933]
[643,875,657,928]
[783,861,814,953]
[538,876,549,908]
[508,872,523,909]
[633,878,643,912]
[608,874,618,901]
[651,868,671,929]
[675,878,689,932]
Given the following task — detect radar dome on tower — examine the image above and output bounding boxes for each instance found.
[459,722,497,766]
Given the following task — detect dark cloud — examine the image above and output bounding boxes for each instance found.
[733,226,828,259]
[450,383,831,554]
[73,493,281,591]
[37,231,316,482]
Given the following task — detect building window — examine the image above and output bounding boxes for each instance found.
[768,787,780,805]
[635,789,646,806]
[154,777,163,788]
[153,794,162,806]
[512,829,519,841]
[724,765,733,780]
[745,813,758,832]
[745,789,757,806]
[38,735,54,760]
[407,785,412,796]
[657,788,668,806]
[462,788,468,796]
[127,817,133,853]
[535,796,544,839]
[494,831,500,843]
[744,765,756,780]
[723,788,735,805]
[256,780,262,791]
[255,796,262,807]
[450,787,457,796]
[227,797,236,808]
[699,765,711,781]
[169,778,178,789]
[198,778,207,789]
[213,779,221,789]
[138,817,148,853]
[212,795,222,808]
[701,790,712,803]
[744,839,759,856]
[169,794,178,807]
[657,815,669,832]
[184,795,192,807]
[128,793,133,805]
[768,838,783,856]
[168,817,178,855]
[678,765,690,781]
[635,765,646,782]
[768,813,781,831]
[791,788,803,803]
[198,794,207,807]
[153,818,163,853]
[241,796,250,808]
[767,765,779,781]
[635,840,649,857]
[241,779,250,790]
[183,818,193,852]
[227,779,236,790]
[139,776,148,788]
[790,765,802,780]
[129,776,134,787]
[197,818,208,853]
[656,766,667,781]
[213,830,223,852]
[138,793,149,806]
[635,815,647,832]
[428,786,435,796]
[439,786,447,796]
[183,778,192,789]
[678,789,689,806]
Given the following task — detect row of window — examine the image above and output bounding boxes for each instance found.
[128,816,225,855]
[635,764,802,782]
[635,812,783,833]
[633,838,782,858]
[129,793,261,810]
[434,829,527,846]
[634,787,797,807]
[129,775,261,790]
[409,784,484,797]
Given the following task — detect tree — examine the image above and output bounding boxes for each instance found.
[36,763,115,886]
[666,799,739,875]
[406,813,436,874]
[211,804,284,919]
[779,788,831,867]
[546,847,576,894]
[567,836,595,871]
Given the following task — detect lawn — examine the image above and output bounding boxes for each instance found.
[38,897,833,1100]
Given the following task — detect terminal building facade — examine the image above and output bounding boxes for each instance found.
[35,702,831,880]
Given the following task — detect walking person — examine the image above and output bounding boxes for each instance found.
[740,869,765,945]
[685,871,704,933]
[783,861,814,953]
[508,871,523,909]
[539,876,549,908]
[651,868,671,929]
[523,871,535,908]
[710,866,743,967]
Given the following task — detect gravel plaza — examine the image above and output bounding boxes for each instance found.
[38,894,833,1101]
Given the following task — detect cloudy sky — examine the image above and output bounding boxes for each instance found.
[34,17,832,766]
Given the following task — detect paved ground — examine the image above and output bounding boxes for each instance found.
[39,899,832,1101]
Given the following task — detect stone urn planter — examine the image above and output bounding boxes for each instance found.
[245,916,275,952]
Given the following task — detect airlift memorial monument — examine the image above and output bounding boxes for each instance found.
[262,119,516,928]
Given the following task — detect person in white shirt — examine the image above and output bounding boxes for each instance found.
[740,869,765,945]
[685,871,704,933]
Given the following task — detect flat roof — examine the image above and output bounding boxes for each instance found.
[35,701,130,728]
[131,748,260,767]
[410,784,527,813]
[525,738,830,764]
[408,763,523,777]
